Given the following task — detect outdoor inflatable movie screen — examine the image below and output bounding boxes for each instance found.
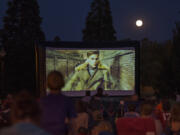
[37,41,139,96]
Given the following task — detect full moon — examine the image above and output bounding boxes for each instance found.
[136,20,143,27]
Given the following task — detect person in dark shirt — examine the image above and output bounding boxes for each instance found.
[124,103,140,118]
[40,71,76,135]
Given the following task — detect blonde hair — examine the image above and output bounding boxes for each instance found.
[140,102,153,116]
[97,121,113,133]
[87,51,99,57]
[171,103,180,122]
[47,71,65,91]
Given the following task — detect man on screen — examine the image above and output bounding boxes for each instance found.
[63,50,113,91]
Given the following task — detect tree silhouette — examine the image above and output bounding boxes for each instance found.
[2,0,45,94]
[82,0,116,41]
[171,22,180,94]
[140,38,174,97]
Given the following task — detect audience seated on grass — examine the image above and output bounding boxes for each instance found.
[74,100,89,135]
[116,101,164,135]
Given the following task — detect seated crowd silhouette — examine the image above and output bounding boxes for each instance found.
[0,70,179,135]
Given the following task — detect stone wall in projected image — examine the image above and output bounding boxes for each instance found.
[46,57,54,75]
[101,50,135,90]
[46,50,84,81]
[119,52,135,90]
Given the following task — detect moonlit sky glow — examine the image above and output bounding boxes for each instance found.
[0,0,180,41]
[136,20,143,27]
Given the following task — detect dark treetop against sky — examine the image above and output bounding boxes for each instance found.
[0,0,180,42]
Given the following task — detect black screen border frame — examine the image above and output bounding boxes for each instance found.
[35,41,140,97]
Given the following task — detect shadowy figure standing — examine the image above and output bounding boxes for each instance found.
[40,71,77,135]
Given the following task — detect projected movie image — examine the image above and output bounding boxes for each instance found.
[46,48,135,92]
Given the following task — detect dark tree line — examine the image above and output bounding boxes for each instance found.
[140,21,180,97]
[0,0,45,95]
[171,22,180,94]
[140,38,173,96]
[0,0,180,97]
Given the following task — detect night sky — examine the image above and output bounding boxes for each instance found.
[0,0,180,42]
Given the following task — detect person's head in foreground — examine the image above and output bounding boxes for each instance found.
[47,70,65,93]
[131,94,139,101]
[127,103,137,112]
[140,101,153,117]
[96,87,104,97]
[0,91,50,135]
[86,51,100,68]
[11,91,41,125]
[85,90,91,96]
